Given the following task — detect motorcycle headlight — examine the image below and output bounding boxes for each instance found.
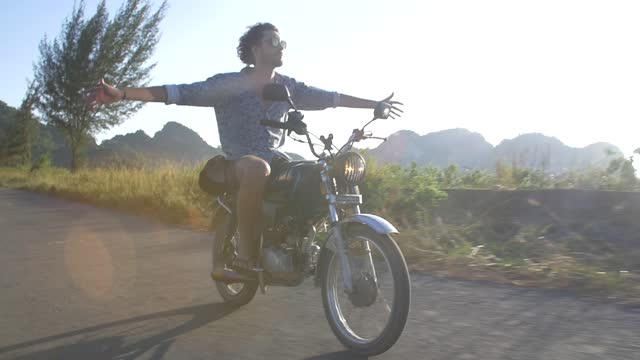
[333,152,366,185]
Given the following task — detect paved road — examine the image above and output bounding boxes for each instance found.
[1,188,639,360]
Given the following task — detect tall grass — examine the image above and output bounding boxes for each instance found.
[0,165,215,227]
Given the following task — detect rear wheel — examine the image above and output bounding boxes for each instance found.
[211,212,258,306]
[319,223,411,356]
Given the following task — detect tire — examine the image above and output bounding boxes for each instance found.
[319,223,411,356]
[212,212,258,307]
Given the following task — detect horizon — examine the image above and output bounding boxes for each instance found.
[1,0,638,159]
[106,120,627,154]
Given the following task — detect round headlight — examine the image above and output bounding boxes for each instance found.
[333,152,366,185]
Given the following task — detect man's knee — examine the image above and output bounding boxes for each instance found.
[234,156,271,185]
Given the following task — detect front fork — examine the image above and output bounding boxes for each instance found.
[331,222,355,293]
[325,181,378,294]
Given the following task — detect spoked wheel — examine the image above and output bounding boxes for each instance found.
[212,213,258,307]
[320,223,411,356]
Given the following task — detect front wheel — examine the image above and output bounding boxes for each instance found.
[319,223,411,356]
[211,212,258,307]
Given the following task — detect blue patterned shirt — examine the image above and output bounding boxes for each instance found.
[164,67,340,162]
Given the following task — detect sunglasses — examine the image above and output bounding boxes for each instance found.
[265,37,287,49]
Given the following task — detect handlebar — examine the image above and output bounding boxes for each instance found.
[261,115,387,160]
[261,118,324,158]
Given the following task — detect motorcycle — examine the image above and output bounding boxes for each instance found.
[208,83,410,356]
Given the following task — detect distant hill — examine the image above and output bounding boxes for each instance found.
[94,122,224,166]
[365,128,623,173]
[0,100,626,171]
[1,100,304,167]
[491,133,617,173]
[1,100,226,167]
[366,128,494,169]
[93,121,304,165]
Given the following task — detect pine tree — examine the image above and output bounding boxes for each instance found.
[34,0,167,170]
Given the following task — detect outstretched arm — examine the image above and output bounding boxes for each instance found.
[337,94,377,109]
[338,93,404,119]
[290,79,403,118]
[86,79,167,107]
[87,75,230,108]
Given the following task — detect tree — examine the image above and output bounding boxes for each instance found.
[605,155,637,191]
[34,0,167,170]
[0,101,18,134]
[0,101,18,163]
[5,81,40,166]
[495,159,512,188]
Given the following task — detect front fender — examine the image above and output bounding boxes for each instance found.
[321,214,398,254]
[343,214,398,235]
[314,214,398,287]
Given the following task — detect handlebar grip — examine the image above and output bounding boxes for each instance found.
[260,120,287,129]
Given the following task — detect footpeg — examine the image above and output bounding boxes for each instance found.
[211,269,257,283]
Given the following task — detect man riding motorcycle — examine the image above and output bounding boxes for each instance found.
[87,22,403,282]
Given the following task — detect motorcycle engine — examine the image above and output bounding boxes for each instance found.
[263,247,294,273]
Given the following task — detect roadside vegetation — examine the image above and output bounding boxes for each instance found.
[1,155,639,303]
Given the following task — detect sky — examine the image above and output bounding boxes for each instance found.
[1,0,639,159]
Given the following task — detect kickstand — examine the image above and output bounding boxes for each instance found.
[257,269,266,294]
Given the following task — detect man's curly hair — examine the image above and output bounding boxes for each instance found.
[237,23,279,65]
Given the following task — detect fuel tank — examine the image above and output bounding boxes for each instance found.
[264,160,327,221]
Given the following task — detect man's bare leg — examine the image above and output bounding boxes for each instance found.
[233,156,270,266]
